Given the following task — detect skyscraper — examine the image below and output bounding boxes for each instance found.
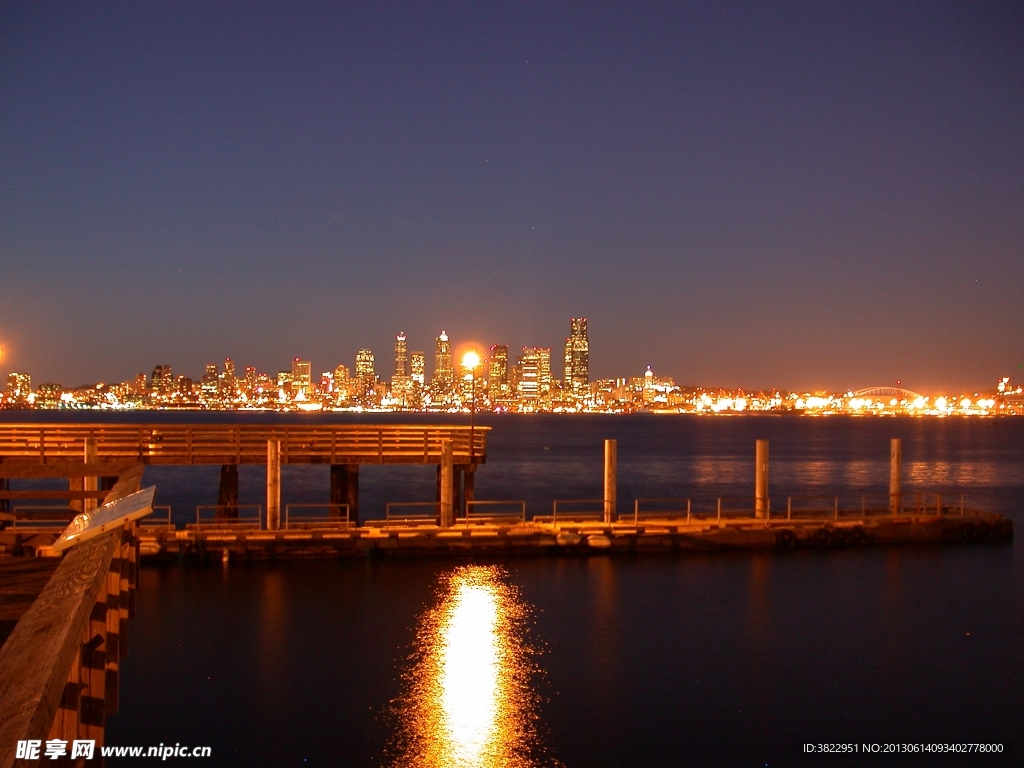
[430,331,454,403]
[410,352,425,386]
[488,345,509,389]
[355,349,375,397]
[151,365,173,395]
[292,358,312,400]
[394,333,409,378]
[434,331,453,384]
[564,317,589,394]
[5,372,31,404]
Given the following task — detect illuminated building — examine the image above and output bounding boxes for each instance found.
[222,358,237,398]
[431,331,454,404]
[244,367,258,398]
[6,372,31,404]
[151,365,173,395]
[517,352,539,402]
[277,371,293,400]
[355,349,375,398]
[333,364,350,399]
[564,317,589,395]
[200,364,219,398]
[410,352,425,386]
[292,358,312,400]
[395,333,409,377]
[35,382,61,408]
[488,345,508,389]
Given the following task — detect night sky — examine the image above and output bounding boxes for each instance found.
[1,1,1021,392]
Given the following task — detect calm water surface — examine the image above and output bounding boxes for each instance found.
[15,413,1019,766]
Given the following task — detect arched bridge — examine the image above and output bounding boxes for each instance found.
[851,387,924,400]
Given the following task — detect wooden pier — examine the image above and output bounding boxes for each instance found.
[0,465,142,767]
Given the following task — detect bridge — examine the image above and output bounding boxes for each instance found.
[851,387,924,400]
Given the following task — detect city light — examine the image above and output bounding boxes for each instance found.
[1,319,1019,416]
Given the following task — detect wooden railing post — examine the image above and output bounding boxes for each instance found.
[266,440,281,530]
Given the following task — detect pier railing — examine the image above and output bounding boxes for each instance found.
[0,424,489,466]
[0,465,143,767]
[284,504,351,529]
[536,499,605,523]
[191,504,263,531]
[462,500,526,525]
[382,502,442,527]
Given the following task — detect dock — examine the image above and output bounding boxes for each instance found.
[0,426,1012,561]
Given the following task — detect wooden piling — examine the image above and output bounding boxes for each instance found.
[266,440,281,530]
[217,464,239,519]
[440,441,454,528]
[344,465,359,526]
[84,437,98,514]
[755,439,769,518]
[890,438,902,515]
[603,439,617,524]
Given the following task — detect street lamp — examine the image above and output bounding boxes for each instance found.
[461,351,481,465]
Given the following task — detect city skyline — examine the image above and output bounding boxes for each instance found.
[1,3,1022,392]
[4,316,1023,415]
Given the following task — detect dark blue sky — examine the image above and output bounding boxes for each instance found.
[1,1,1021,391]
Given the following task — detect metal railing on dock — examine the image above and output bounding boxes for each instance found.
[190,504,263,531]
[139,505,174,531]
[461,500,526,525]
[381,502,441,527]
[630,498,693,525]
[284,504,351,529]
[535,499,604,523]
[5,505,74,531]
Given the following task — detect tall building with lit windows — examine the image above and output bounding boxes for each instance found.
[355,349,375,397]
[488,345,509,389]
[151,365,174,395]
[430,331,454,403]
[394,333,409,378]
[564,317,589,394]
[410,352,425,386]
[5,372,31,405]
[291,358,312,400]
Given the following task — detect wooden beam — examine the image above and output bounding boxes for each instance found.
[0,465,143,768]
[0,462,136,480]
[0,490,110,500]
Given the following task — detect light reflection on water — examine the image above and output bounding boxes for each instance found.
[389,565,542,768]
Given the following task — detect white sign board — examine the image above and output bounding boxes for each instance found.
[52,486,157,552]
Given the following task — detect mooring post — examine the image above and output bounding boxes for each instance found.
[440,440,454,527]
[344,464,359,525]
[454,467,464,521]
[329,464,345,519]
[84,437,99,513]
[889,438,902,515]
[604,439,617,524]
[218,464,239,519]
[267,439,281,530]
[755,439,769,519]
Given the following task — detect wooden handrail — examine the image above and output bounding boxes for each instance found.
[0,424,490,465]
[0,464,143,767]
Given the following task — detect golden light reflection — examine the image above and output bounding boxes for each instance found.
[390,565,541,768]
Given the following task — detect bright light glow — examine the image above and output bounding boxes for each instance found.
[462,351,481,371]
[391,565,537,767]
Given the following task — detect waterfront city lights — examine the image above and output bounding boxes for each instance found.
[461,351,480,371]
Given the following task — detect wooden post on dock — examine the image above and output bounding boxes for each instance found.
[755,439,769,518]
[454,467,464,521]
[266,440,281,530]
[889,438,902,515]
[603,439,617,524]
[344,465,359,526]
[84,437,98,513]
[440,440,454,528]
[218,464,239,519]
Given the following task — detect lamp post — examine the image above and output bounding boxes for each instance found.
[462,351,481,465]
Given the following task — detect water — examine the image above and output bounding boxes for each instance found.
[9,413,1021,765]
